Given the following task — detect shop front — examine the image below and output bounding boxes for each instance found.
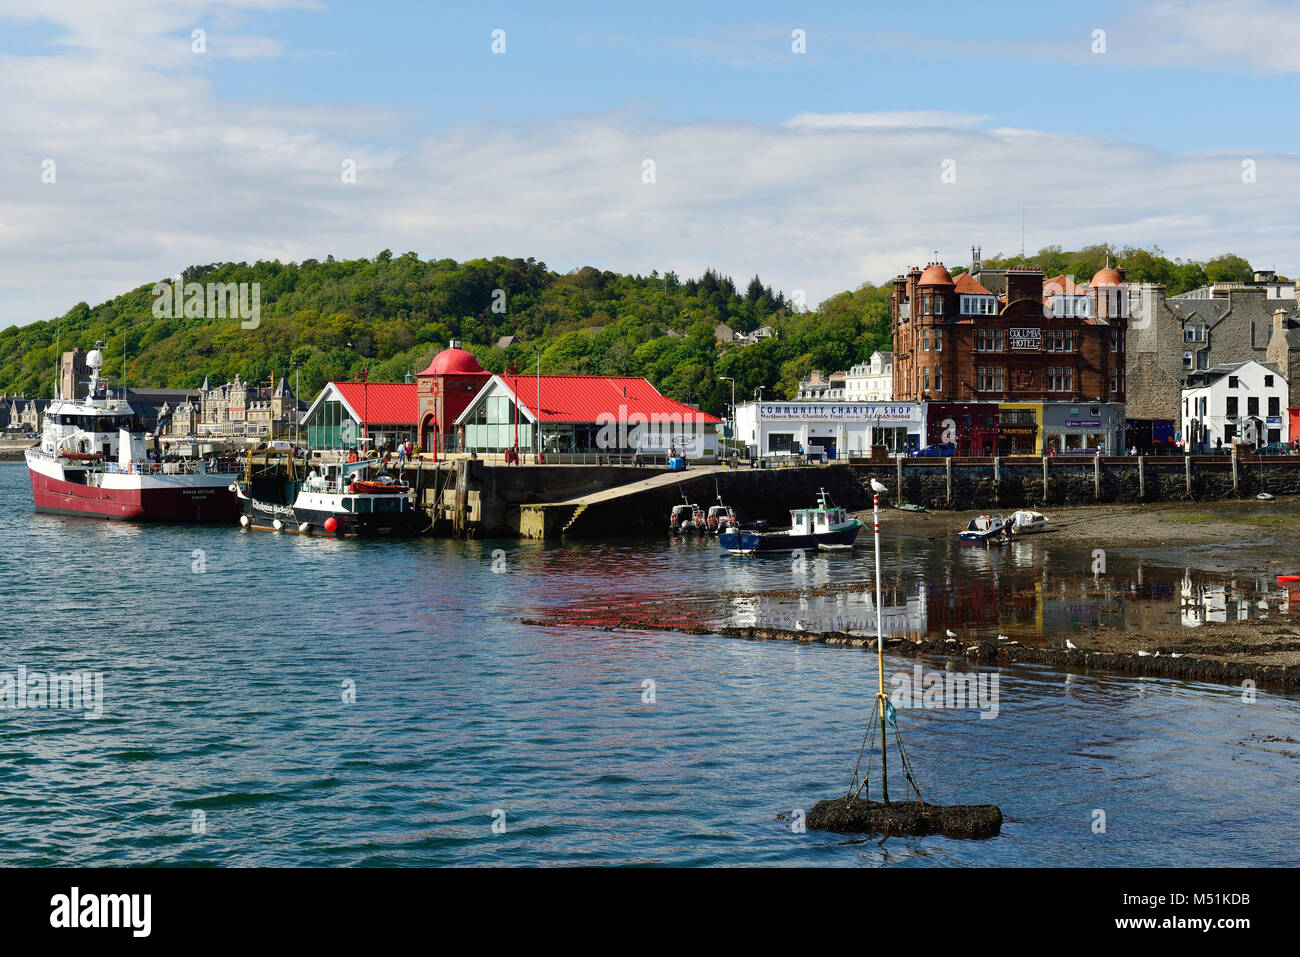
[1041,402,1125,455]
[997,402,1042,455]
[926,402,999,456]
[735,401,924,458]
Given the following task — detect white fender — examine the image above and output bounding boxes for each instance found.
[299,522,311,533]
[239,514,250,527]
[272,518,283,531]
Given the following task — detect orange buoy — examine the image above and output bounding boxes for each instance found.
[323,517,338,533]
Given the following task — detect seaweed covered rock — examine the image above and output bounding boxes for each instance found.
[806,797,1002,839]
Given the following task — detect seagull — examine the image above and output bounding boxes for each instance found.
[870,479,888,494]
[998,634,1010,642]
[1137,650,1151,656]
[1171,653,1184,658]
[946,629,958,639]
[1065,639,1078,651]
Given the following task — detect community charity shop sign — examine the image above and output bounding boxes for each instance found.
[759,403,922,423]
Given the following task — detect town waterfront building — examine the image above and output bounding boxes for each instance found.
[1180,359,1289,452]
[197,374,302,438]
[733,400,925,459]
[1126,280,1300,423]
[797,370,846,400]
[846,352,893,401]
[302,381,419,451]
[456,374,722,459]
[891,254,1128,455]
[416,341,492,453]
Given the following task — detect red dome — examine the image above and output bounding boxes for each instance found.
[918,263,954,287]
[419,346,486,376]
[1090,267,1123,287]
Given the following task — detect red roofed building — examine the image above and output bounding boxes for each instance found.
[456,372,722,458]
[416,340,492,451]
[303,379,419,450]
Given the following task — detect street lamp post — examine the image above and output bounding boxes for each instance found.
[719,376,735,458]
[533,347,542,462]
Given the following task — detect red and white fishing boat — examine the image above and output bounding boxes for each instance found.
[25,346,240,522]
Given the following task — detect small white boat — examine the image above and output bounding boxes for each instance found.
[1008,509,1049,533]
[959,514,1011,545]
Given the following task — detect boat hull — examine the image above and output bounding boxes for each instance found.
[239,495,424,538]
[719,524,860,554]
[28,458,239,522]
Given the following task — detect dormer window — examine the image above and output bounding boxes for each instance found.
[960,295,997,316]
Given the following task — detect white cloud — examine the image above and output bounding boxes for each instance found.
[787,112,989,130]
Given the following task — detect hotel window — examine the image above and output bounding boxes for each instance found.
[1183,351,1192,369]
[923,294,932,316]
[1111,329,1126,353]
[922,367,930,392]
[933,365,942,392]
[922,329,930,351]
[976,367,1003,392]
[1110,367,1125,394]
[1046,329,1074,352]
[1047,367,1073,392]
[933,328,942,352]
[934,295,944,315]
[976,329,1004,352]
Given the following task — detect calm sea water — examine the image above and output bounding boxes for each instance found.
[1,462,1296,866]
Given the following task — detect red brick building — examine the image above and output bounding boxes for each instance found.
[892,260,1128,404]
[891,258,1129,453]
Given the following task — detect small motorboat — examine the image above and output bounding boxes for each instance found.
[1007,509,1049,533]
[892,503,927,513]
[959,514,1012,545]
[1276,575,1300,583]
[669,502,705,534]
[719,488,861,554]
[705,503,738,535]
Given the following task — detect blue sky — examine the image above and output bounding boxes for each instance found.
[2,0,1300,324]
[189,0,1300,152]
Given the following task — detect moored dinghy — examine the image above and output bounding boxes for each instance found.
[958,514,1011,545]
[1008,509,1049,533]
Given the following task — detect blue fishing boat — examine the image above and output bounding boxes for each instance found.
[719,489,862,554]
[958,514,1012,545]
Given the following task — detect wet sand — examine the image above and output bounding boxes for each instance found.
[860,496,1300,574]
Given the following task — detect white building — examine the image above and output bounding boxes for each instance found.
[1180,359,1288,452]
[734,399,925,459]
[845,351,893,401]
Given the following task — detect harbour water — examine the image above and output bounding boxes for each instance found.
[1,462,1297,866]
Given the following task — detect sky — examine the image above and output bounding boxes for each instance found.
[3,0,1300,325]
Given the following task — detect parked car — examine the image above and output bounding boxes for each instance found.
[912,443,956,457]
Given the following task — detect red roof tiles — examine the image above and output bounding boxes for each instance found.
[332,382,419,425]
[493,374,722,424]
